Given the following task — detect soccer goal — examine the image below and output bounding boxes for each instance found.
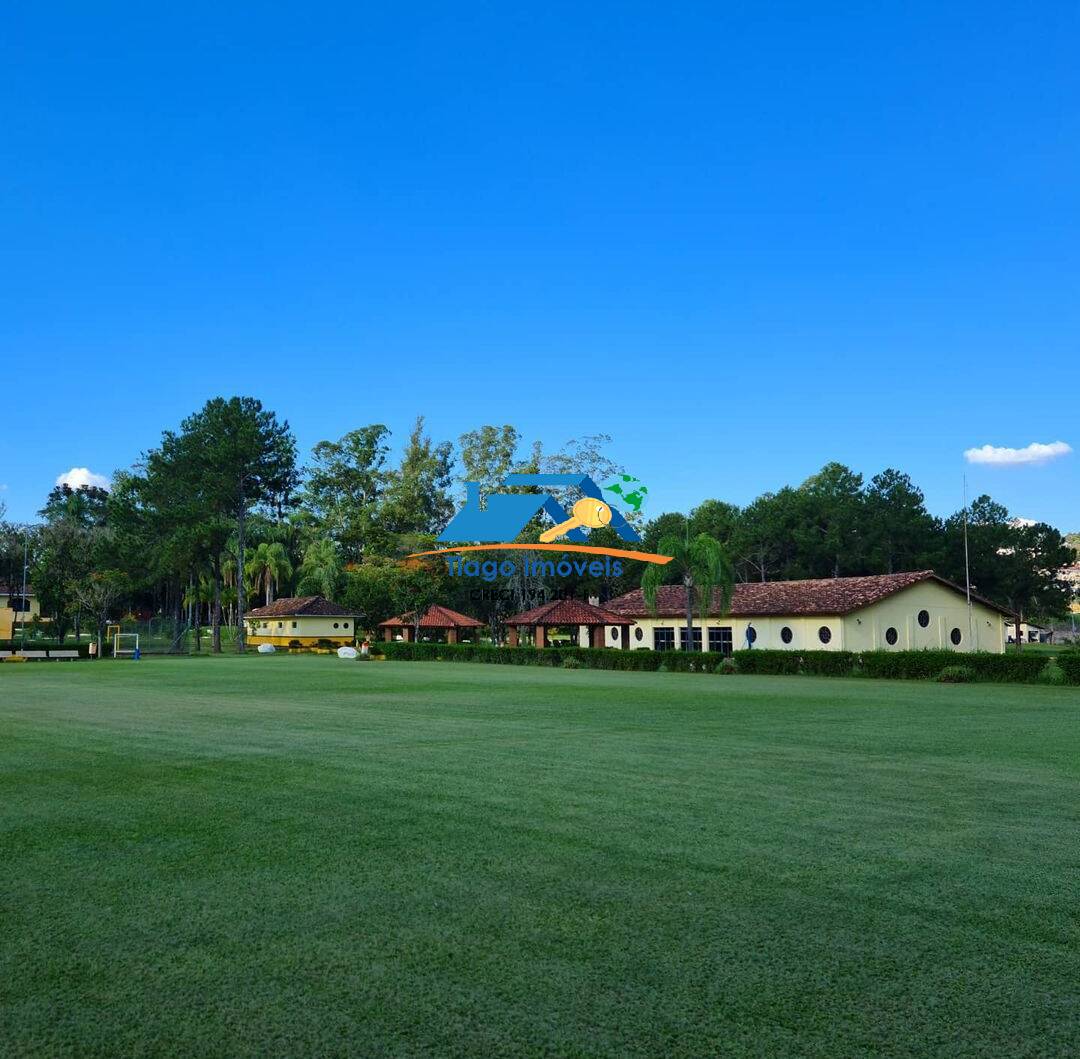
[114,632,139,657]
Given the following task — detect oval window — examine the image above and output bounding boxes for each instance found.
[885,627,898,646]
[333,622,340,629]
[818,626,832,644]
[343,622,349,629]
[781,626,793,644]
[950,627,962,646]
[917,610,930,628]
[634,627,643,642]
[610,626,620,642]
[746,627,757,644]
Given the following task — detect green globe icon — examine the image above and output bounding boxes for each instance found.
[602,475,648,515]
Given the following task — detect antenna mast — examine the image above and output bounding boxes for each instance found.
[963,475,974,648]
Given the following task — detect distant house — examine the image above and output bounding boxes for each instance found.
[605,571,1010,654]
[0,585,40,640]
[244,596,359,647]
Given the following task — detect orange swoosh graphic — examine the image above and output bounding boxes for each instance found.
[406,543,673,565]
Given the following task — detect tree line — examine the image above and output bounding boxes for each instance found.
[0,395,1075,651]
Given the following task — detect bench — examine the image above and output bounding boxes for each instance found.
[49,650,80,660]
[0,650,11,658]
[16,650,49,659]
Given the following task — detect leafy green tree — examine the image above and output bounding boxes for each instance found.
[341,559,403,631]
[245,541,293,605]
[730,488,801,582]
[688,500,740,550]
[296,539,344,600]
[793,463,866,578]
[392,563,445,643]
[864,469,942,574]
[67,569,129,658]
[303,425,391,559]
[380,417,455,538]
[31,487,112,643]
[996,522,1074,640]
[642,512,689,559]
[458,425,521,499]
[542,433,621,478]
[642,533,734,652]
[168,397,298,652]
[941,495,1012,599]
[39,484,111,528]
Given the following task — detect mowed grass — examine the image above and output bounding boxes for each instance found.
[1,658,1078,1057]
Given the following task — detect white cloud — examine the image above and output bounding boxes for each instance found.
[963,441,1072,466]
[55,467,111,491]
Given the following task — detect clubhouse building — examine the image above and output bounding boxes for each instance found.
[603,571,1009,654]
[245,596,359,648]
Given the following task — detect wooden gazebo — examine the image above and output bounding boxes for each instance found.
[505,598,635,649]
[379,604,485,644]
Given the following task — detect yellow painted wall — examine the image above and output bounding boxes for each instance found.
[610,581,1005,654]
[0,594,41,640]
[245,614,356,645]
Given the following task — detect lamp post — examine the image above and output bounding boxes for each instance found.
[19,531,29,649]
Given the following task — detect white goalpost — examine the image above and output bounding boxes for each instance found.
[114,632,139,657]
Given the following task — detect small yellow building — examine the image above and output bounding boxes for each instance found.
[0,585,40,640]
[244,596,359,648]
[605,571,1009,654]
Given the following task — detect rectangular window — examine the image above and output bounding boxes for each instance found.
[708,627,733,655]
[653,628,675,651]
[291,621,297,629]
[5,596,31,613]
[679,627,703,652]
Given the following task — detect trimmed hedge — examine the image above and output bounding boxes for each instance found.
[1058,651,1080,686]
[376,640,1079,685]
[857,650,1047,684]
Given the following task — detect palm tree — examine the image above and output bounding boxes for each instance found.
[244,541,293,606]
[642,533,734,653]
[296,539,344,600]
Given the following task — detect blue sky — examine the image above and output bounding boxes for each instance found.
[2,2,1078,529]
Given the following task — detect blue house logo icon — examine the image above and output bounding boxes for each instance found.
[437,474,641,544]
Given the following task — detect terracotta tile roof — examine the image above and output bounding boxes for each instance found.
[245,596,358,619]
[379,604,485,628]
[506,598,635,626]
[605,571,1012,618]
[0,585,33,596]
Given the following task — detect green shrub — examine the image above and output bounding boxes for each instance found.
[801,651,857,677]
[561,655,582,669]
[1037,661,1066,686]
[375,640,1059,686]
[716,657,737,675]
[731,650,800,675]
[1057,649,1080,686]
[937,665,976,684]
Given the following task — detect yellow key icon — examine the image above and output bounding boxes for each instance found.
[539,497,612,542]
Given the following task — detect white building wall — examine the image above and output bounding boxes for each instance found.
[608,581,1006,655]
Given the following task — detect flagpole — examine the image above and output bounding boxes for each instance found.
[962,474,974,648]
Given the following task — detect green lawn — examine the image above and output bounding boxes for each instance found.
[1,658,1078,1057]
